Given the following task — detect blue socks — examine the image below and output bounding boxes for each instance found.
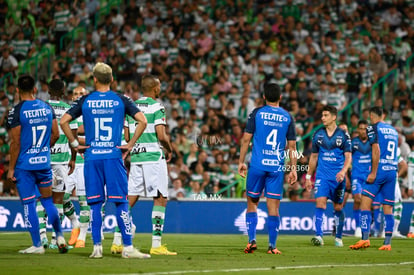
[384,214,394,245]
[115,202,132,246]
[353,209,361,228]
[24,201,41,247]
[315,207,324,237]
[334,210,345,239]
[40,197,62,238]
[268,216,280,248]
[90,202,103,245]
[246,212,257,243]
[361,210,371,240]
[373,208,382,234]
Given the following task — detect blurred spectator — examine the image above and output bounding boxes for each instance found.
[168,178,185,199]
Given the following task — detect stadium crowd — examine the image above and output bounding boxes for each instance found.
[0,0,414,200]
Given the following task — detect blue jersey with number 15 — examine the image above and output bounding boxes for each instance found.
[367,122,398,173]
[245,105,296,172]
[66,91,140,160]
[7,99,56,170]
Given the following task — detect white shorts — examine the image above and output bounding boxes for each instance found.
[66,165,86,196]
[128,161,168,198]
[52,164,68,193]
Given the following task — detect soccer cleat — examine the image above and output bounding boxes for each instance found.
[18,246,45,254]
[378,244,391,251]
[267,246,282,254]
[407,232,414,238]
[150,245,177,255]
[57,236,68,254]
[335,238,343,247]
[349,239,370,250]
[68,228,80,246]
[122,247,151,259]
[244,240,257,253]
[49,243,58,249]
[354,227,362,238]
[392,231,406,238]
[41,237,49,249]
[311,236,324,246]
[89,245,103,258]
[111,244,124,254]
[75,240,85,248]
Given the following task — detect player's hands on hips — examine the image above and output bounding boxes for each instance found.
[164,150,172,162]
[366,172,376,184]
[336,171,345,183]
[305,179,313,192]
[75,145,90,154]
[7,169,16,185]
[117,144,132,160]
[238,163,247,178]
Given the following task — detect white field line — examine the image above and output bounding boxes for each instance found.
[104,261,414,275]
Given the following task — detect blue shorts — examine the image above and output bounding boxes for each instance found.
[14,168,53,204]
[351,176,366,195]
[84,158,128,204]
[314,178,345,204]
[373,193,383,206]
[246,168,284,199]
[362,172,396,206]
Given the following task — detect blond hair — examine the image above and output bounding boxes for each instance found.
[93,62,113,85]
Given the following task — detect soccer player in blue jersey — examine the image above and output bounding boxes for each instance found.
[305,105,352,247]
[238,83,297,254]
[351,119,371,237]
[350,107,399,251]
[60,63,150,259]
[6,75,68,254]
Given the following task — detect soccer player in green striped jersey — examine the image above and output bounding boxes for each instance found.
[47,79,79,249]
[64,86,90,248]
[111,74,177,255]
[408,151,414,238]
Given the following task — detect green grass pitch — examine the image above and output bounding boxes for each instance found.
[0,233,413,275]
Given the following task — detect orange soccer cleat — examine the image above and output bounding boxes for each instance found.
[244,240,257,253]
[349,239,370,250]
[378,244,392,251]
[68,228,80,246]
[407,232,414,238]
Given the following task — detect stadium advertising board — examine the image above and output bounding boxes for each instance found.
[0,199,413,235]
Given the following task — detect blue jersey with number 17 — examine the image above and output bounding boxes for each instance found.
[7,99,56,170]
[245,105,296,172]
[66,91,140,160]
[367,122,398,173]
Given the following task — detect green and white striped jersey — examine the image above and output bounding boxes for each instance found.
[48,100,77,164]
[126,97,166,164]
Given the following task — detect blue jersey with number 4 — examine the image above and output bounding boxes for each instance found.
[367,122,398,173]
[7,99,56,170]
[312,127,351,180]
[66,91,140,160]
[245,105,296,172]
[351,137,371,179]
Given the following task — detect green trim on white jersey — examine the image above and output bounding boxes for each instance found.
[126,97,166,164]
[48,100,77,164]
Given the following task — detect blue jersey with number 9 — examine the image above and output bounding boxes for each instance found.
[367,122,398,173]
[245,105,296,172]
[7,99,56,170]
[66,91,140,160]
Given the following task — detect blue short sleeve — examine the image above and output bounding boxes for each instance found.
[286,114,296,141]
[245,108,260,134]
[311,129,320,153]
[367,124,378,145]
[6,102,23,129]
[67,95,87,119]
[343,132,351,152]
[119,94,140,118]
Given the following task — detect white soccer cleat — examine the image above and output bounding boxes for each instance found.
[122,247,151,259]
[89,244,103,259]
[311,236,324,246]
[335,238,343,247]
[57,236,68,254]
[19,246,45,254]
[392,231,407,238]
[354,227,362,238]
